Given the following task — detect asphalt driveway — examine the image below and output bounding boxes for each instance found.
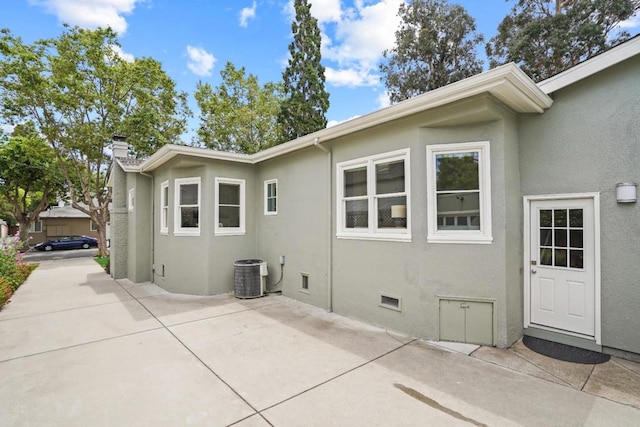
[0,258,638,426]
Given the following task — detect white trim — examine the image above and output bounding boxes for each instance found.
[160,180,169,235]
[336,148,411,242]
[523,192,601,345]
[426,141,492,244]
[215,177,246,236]
[128,188,135,211]
[264,179,278,216]
[174,177,201,236]
[538,36,640,94]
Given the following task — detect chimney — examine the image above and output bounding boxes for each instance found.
[112,135,129,159]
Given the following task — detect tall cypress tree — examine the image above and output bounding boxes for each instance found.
[278,0,330,142]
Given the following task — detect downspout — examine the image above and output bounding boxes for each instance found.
[139,170,155,283]
[313,137,333,313]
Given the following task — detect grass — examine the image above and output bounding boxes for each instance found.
[94,256,109,270]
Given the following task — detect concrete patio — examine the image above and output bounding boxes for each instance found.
[0,258,638,426]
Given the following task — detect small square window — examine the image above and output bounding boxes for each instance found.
[264,179,278,215]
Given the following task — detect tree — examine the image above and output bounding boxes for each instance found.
[486,0,640,82]
[0,26,190,256]
[278,0,330,142]
[194,62,283,154]
[379,0,484,104]
[0,123,63,244]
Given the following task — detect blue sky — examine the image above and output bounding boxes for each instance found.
[2,0,639,141]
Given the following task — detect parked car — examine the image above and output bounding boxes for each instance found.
[34,235,98,251]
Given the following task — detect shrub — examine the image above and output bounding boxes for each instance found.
[0,277,12,304]
[0,234,25,290]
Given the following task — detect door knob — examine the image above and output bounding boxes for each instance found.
[531,268,537,274]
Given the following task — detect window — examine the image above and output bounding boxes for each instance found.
[128,188,135,211]
[301,273,309,293]
[337,149,410,241]
[160,181,169,234]
[264,179,277,215]
[29,220,43,233]
[90,220,98,232]
[426,141,492,244]
[174,177,200,236]
[215,177,245,235]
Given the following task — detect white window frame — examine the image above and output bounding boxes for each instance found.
[215,177,246,236]
[89,220,98,232]
[128,188,135,211]
[336,148,411,242]
[29,220,43,233]
[264,179,278,215]
[426,141,492,244]
[174,177,201,236]
[160,180,169,235]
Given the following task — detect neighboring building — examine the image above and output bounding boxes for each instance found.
[111,37,640,360]
[0,219,8,238]
[28,203,100,245]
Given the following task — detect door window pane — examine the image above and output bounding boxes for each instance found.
[554,229,567,247]
[539,210,552,227]
[570,230,583,248]
[540,228,552,246]
[570,250,584,269]
[540,248,553,265]
[555,249,567,267]
[569,209,583,227]
[554,210,567,227]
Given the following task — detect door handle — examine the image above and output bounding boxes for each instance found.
[531,268,537,274]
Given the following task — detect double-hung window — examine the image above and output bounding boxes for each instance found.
[337,149,410,241]
[215,177,246,235]
[29,220,43,233]
[174,177,200,236]
[426,141,492,244]
[264,179,277,215]
[160,181,169,234]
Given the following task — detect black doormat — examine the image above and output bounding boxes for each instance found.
[523,336,610,364]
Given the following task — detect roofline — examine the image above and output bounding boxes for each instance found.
[538,35,640,94]
[137,63,552,172]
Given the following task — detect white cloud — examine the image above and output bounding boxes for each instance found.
[284,0,342,25]
[325,66,379,87]
[1,124,15,135]
[30,0,141,34]
[327,115,360,128]
[186,46,216,77]
[376,91,391,109]
[110,45,134,62]
[239,1,257,28]
[617,13,640,29]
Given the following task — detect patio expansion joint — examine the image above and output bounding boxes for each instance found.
[115,281,273,426]
[258,338,418,415]
[492,349,578,389]
[0,298,136,323]
[0,326,166,364]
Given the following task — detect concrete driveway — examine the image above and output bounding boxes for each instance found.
[1,258,638,426]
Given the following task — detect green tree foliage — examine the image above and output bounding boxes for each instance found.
[486,0,640,82]
[278,0,330,142]
[195,62,283,154]
[379,0,484,104]
[436,154,478,191]
[0,26,190,255]
[0,123,64,244]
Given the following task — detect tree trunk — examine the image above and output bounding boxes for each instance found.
[18,222,30,250]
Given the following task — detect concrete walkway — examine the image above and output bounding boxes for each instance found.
[1,258,639,426]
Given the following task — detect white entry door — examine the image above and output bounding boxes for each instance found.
[529,198,596,337]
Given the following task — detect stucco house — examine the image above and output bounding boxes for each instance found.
[28,203,100,245]
[111,37,640,360]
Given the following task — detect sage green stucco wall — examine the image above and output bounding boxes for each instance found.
[326,97,522,347]
[126,173,152,283]
[519,56,640,355]
[256,147,330,309]
[151,156,256,295]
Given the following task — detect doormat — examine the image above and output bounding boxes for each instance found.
[523,336,610,364]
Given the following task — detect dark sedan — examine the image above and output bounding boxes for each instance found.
[34,235,99,251]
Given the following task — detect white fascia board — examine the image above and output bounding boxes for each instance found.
[538,36,640,94]
[141,144,252,172]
